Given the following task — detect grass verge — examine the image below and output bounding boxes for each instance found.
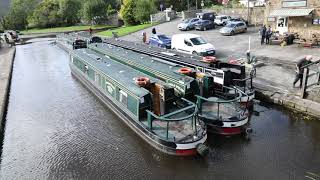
[97,23,157,37]
[21,25,116,35]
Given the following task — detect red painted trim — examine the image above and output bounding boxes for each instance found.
[176,148,198,156]
[220,127,242,135]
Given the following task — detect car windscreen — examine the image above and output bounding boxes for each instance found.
[183,19,191,23]
[226,23,236,28]
[190,37,207,45]
[158,35,169,40]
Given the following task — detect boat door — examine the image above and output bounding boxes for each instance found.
[276,17,288,35]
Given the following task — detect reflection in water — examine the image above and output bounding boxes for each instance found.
[0,39,319,180]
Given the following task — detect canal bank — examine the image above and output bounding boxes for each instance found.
[0,46,15,134]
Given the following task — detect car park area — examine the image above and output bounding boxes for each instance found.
[120,18,319,63]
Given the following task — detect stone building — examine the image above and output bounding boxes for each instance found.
[265,0,320,38]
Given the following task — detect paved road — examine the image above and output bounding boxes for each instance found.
[121,18,320,64]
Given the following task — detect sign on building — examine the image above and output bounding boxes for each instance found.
[282,0,307,8]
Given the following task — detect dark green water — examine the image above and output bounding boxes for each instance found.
[0,39,319,180]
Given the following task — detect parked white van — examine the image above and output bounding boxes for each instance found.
[171,34,216,56]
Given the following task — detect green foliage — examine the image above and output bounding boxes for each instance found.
[4,0,38,30]
[134,0,157,23]
[59,0,82,25]
[120,0,137,25]
[97,23,156,37]
[27,0,61,28]
[107,4,117,16]
[82,0,108,24]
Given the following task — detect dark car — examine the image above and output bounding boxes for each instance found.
[195,20,215,31]
[90,36,102,43]
[72,39,87,49]
[196,12,216,22]
[229,17,249,26]
[149,34,171,49]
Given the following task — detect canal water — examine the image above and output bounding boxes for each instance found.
[0,39,319,180]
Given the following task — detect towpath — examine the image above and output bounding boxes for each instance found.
[0,44,15,131]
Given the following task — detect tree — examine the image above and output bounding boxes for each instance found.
[4,0,38,30]
[59,0,82,25]
[120,0,137,25]
[27,0,62,28]
[106,4,117,16]
[134,0,157,23]
[82,0,107,24]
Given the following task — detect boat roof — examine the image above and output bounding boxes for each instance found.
[90,43,195,85]
[72,48,161,98]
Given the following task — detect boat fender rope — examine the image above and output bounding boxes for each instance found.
[228,59,239,64]
[135,77,150,87]
[202,56,217,63]
[178,67,192,74]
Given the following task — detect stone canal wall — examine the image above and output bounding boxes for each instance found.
[0,47,16,132]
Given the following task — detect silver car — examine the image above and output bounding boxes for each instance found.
[177,18,200,31]
[219,21,247,36]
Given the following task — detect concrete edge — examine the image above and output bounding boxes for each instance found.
[256,90,320,118]
[0,47,16,132]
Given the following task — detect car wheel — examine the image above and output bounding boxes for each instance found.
[186,27,190,31]
[223,22,226,26]
[172,48,176,51]
[230,31,235,35]
[243,28,247,33]
[203,27,207,31]
[192,51,198,55]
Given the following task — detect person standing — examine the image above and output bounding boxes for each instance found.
[89,27,93,35]
[260,25,266,45]
[152,27,157,35]
[266,26,272,44]
[142,31,147,44]
[293,55,313,88]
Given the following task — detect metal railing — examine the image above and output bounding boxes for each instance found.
[196,86,248,121]
[232,76,254,94]
[146,98,203,142]
[300,59,320,98]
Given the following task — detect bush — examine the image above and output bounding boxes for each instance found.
[120,0,137,25]
[82,0,108,24]
[134,0,157,23]
[27,0,62,28]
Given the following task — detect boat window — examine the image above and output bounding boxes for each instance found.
[119,90,128,106]
[95,73,101,85]
[105,81,115,96]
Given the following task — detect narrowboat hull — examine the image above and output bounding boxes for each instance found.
[205,117,250,135]
[69,62,207,156]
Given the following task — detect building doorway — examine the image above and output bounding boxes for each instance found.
[277,17,288,35]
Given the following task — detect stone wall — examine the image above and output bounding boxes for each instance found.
[151,11,176,23]
[106,14,123,27]
[181,10,202,20]
[213,7,265,25]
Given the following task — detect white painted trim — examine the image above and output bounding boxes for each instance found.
[176,134,207,150]
[222,118,249,128]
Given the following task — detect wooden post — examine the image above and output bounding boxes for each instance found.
[300,68,309,99]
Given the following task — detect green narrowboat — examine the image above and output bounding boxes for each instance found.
[68,48,208,156]
[88,43,250,136]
